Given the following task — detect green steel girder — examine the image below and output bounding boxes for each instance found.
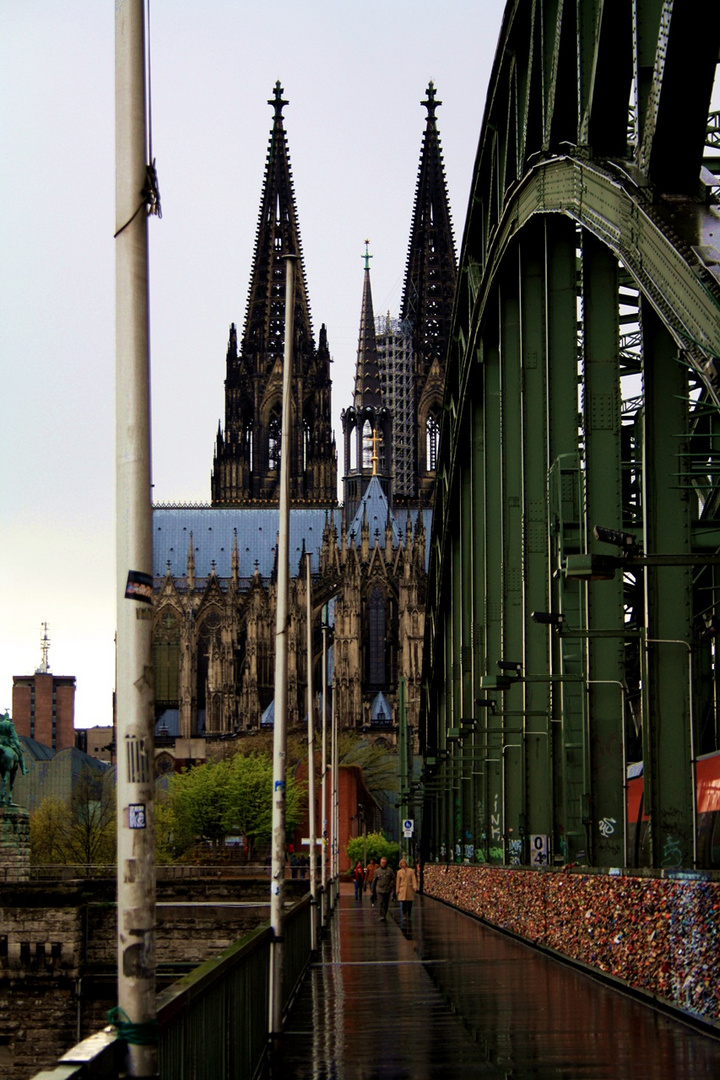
[421,0,720,872]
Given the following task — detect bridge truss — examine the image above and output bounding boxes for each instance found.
[421,0,720,871]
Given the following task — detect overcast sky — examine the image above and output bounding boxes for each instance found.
[0,1,507,728]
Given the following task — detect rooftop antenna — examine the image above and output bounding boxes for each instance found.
[36,623,51,674]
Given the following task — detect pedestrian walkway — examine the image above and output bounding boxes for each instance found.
[271,884,720,1079]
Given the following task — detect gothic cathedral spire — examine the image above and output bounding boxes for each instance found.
[401,82,457,505]
[211,83,337,507]
[342,242,392,523]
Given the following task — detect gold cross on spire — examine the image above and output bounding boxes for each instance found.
[370,427,382,476]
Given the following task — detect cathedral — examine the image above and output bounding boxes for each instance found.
[151,82,456,765]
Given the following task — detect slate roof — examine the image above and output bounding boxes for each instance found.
[153,503,432,581]
[348,476,400,547]
[153,507,342,581]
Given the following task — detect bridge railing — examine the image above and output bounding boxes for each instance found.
[29,892,316,1080]
[9,862,279,883]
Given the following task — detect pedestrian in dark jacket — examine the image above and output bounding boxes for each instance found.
[365,859,377,903]
[371,857,395,921]
[352,860,365,899]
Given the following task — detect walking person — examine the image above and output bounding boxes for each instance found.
[352,859,365,900]
[395,858,418,927]
[371,856,395,921]
[365,858,377,904]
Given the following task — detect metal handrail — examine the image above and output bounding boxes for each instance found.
[27,893,314,1080]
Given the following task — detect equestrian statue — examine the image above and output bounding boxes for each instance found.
[0,712,28,806]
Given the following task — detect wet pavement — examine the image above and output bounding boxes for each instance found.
[272,885,720,1079]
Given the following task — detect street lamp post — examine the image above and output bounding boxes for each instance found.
[115,2,157,1074]
[269,253,296,1040]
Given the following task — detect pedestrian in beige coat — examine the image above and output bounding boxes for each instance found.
[395,859,418,926]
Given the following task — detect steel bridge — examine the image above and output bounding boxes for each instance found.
[421,0,720,872]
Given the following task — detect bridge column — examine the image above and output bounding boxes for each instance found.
[519,221,552,863]
[472,398,487,861]
[546,218,588,864]
[482,322,504,862]
[641,301,695,869]
[582,234,626,867]
[498,262,524,863]
[459,463,475,861]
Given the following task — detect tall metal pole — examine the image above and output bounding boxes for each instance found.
[321,610,328,899]
[398,676,408,859]
[305,553,317,949]
[115,1,156,1075]
[332,680,339,892]
[269,254,296,1039]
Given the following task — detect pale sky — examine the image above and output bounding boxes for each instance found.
[0,1,506,728]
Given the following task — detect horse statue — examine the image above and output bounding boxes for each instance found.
[0,712,28,807]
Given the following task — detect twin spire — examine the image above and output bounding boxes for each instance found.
[242,80,313,359]
[402,81,457,377]
[212,80,455,513]
[211,81,336,507]
[345,82,457,515]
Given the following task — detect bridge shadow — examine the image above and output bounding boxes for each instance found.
[269,885,720,1079]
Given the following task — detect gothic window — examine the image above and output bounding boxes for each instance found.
[257,640,274,713]
[349,420,358,472]
[362,420,374,471]
[426,412,440,472]
[303,416,313,472]
[268,408,281,471]
[368,587,386,687]
[196,611,221,735]
[154,611,180,712]
[243,416,254,471]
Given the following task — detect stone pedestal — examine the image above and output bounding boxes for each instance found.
[0,805,30,882]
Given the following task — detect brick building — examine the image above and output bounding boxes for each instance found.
[12,672,76,752]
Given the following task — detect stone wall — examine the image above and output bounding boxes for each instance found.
[422,863,720,1027]
[0,809,29,883]
[0,877,296,1079]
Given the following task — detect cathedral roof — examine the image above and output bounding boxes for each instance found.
[154,502,432,579]
[154,507,342,581]
[347,475,400,548]
[400,82,458,371]
[370,692,393,725]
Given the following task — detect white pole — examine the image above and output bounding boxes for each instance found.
[269,254,296,1038]
[115,1,156,1076]
[321,612,328,900]
[305,553,317,949]
[332,681,339,892]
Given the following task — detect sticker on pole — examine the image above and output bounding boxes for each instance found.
[128,804,146,829]
[125,571,153,604]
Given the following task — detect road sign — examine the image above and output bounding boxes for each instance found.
[403,819,414,837]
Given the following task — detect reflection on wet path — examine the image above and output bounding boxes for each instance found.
[273,888,720,1078]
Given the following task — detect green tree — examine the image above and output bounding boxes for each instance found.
[29,766,115,869]
[223,752,303,856]
[163,751,305,861]
[167,757,231,852]
[30,797,73,865]
[63,765,116,869]
[345,831,400,869]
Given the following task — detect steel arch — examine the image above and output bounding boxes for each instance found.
[422,0,720,872]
